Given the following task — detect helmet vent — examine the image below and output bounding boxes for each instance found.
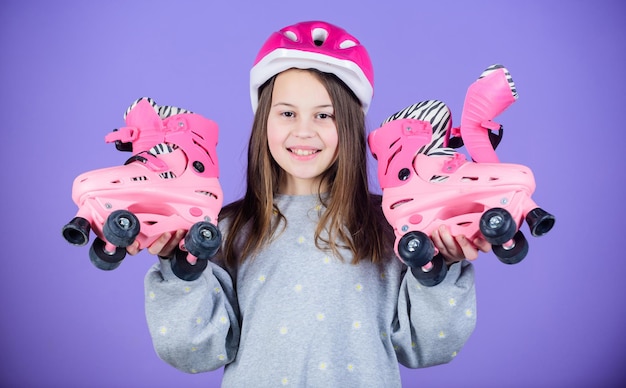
[339,39,356,49]
[283,30,298,42]
[312,27,328,46]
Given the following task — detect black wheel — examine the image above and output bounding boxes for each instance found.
[184,221,222,260]
[479,208,517,245]
[171,248,209,281]
[103,210,140,247]
[526,208,555,237]
[89,237,125,271]
[62,217,91,246]
[410,253,448,287]
[398,230,435,268]
[493,230,528,264]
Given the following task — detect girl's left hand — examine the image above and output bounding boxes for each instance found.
[431,224,491,265]
[126,229,187,259]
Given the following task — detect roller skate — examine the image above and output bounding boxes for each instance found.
[62,98,223,281]
[368,66,555,287]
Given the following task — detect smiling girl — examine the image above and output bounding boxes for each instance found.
[134,20,490,387]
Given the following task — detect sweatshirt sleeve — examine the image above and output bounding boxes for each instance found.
[144,257,240,373]
[392,260,476,368]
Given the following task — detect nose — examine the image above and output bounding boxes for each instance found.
[292,117,315,138]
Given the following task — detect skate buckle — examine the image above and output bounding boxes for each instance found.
[442,153,466,174]
[105,126,138,143]
[481,120,501,131]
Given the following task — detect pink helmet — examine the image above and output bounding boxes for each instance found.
[250,21,374,113]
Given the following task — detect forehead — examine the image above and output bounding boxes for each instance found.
[272,69,332,105]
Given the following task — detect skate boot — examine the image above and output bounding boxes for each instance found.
[62,98,223,281]
[452,64,518,163]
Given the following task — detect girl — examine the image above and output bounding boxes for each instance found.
[130,20,490,387]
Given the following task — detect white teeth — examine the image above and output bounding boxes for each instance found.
[291,149,317,156]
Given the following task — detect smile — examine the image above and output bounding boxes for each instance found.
[288,148,320,156]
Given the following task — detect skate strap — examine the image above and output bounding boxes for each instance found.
[448,124,503,151]
[487,126,503,150]
[124,151,168,172]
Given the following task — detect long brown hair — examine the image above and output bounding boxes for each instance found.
[221,68,393,267]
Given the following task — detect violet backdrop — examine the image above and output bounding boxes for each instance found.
[1,0,624,387]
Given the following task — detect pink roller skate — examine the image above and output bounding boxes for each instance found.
[369,66,555,286]
[62,98,223,281]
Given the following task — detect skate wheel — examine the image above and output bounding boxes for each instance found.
[493,230,528,264]
[103,210,140,247]
[171,248,208,281]
[89,237,125,271]
[184,222,222,260]
[398,231,435,268]
[525,208,555,237]
[62,217,91,246]
[479,208,517,245]
[410,253,447,287]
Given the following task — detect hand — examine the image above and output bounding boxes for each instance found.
[126,229,187,258]
[431,225,491,265]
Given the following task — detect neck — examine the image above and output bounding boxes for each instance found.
[278,177,328,196]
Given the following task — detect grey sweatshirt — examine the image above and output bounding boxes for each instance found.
[145,194,477,387]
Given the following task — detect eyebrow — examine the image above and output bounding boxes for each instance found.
[272,102,334,110]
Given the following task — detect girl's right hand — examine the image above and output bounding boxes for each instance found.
[126,229,187,259]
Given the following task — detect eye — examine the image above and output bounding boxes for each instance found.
[316,112,334,120]
[281,111,295,118]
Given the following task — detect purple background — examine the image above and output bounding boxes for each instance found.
[1,0,624,387]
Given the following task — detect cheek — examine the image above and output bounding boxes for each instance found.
[324,128,339,156]
[266,123,284,158]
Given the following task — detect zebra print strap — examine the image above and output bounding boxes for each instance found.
[148,143,177,155]
[123,97,193,120]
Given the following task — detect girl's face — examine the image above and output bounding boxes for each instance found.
[267,69,339,195]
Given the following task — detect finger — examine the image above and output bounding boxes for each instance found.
[437,225,459,254]
[432,225,465,263]
[456,235,479,261]
[147,232,172,256]
[126,240,141,256]
[430,227,443,249]
[163,229,186,257]
[473,236,492,253]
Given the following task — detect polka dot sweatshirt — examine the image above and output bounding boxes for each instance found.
[145,194,476,387]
